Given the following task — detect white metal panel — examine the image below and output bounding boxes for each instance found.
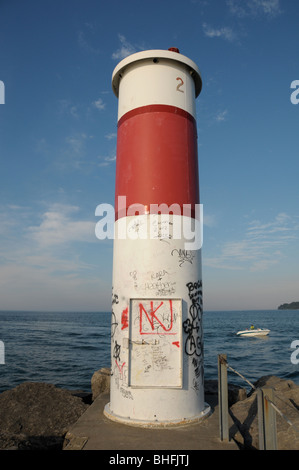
[129,298,182,388]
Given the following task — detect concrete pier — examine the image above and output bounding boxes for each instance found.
[63,391,239,451]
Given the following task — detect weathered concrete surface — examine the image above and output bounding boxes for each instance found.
[74,369,244,450]
[67,370,299,451]
[63,391,240,450]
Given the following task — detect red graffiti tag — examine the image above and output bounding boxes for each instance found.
[121,307,129,330]
[139,300,175,335]
[172,341,180,348]
[115,360,126,377]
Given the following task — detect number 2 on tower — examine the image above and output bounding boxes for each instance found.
[176,77,184,93]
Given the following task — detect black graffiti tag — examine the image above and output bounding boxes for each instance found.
[183,281,203,357]
[113,340,121,361]
[111,311,118,338]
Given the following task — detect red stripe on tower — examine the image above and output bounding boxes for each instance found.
[115,104,199,220]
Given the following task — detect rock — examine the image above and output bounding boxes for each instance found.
[0,382,88,450]
[91,368,111,401]
[230,375,299,450]
[204,379,247,406]
[69,390,92,405]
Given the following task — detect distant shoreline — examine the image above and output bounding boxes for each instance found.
[278,302,299,310]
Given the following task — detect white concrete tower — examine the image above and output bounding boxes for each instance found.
[104,48,210,426]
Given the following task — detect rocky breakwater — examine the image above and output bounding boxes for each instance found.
[229,375,299,450]
[0,382,90,450]
[1,371,299,450]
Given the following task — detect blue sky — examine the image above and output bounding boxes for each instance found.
[0,0,298,311]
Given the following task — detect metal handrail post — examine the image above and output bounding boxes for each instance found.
[218,354,229,441]
[258,387,277,450]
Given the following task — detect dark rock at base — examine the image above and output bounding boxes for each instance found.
[230,375,299,450]
[91,367,111,401]
[69,390,93,405]
[0,382,89,450]
[204,379,247,407]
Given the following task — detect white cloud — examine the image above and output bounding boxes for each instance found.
[247,213,297,239]
[57,99,79,118]
[226,0,247,17]
[227,0,281,18]
[0,211,17,236]
[0,262,110,311]
[203,212,217,228]
[77,30,100,54]
[112,34,137,60]
[104,155,116,162]
[0,203,112,311]
[65,133,87,154]
[258,0,281,16]
[27,203,95,248]
[98,155,116,167]
[105,133,117,140]
[215,110,228,122]
[203,23,237,42]
[70,106,79,118]
[0,203,96,267]
[204,213,298,272]
[92,98,105,110]
[57,133,93,171]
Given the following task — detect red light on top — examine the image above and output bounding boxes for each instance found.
[168,47,180,53]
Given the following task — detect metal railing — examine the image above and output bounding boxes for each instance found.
[217,354,299,450]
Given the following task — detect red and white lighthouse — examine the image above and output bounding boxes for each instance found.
[104,48,209,426]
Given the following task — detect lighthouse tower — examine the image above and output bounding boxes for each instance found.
[104,48,210,426]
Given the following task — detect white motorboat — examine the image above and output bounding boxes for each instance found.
[236,328,270,337]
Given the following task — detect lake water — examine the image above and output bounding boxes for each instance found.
[0,309,298,394]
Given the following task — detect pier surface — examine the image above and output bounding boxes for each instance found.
[63,392,239,451]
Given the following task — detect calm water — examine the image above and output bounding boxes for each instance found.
[0,309,298,393]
